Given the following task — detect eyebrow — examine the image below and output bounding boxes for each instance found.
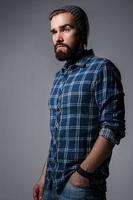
[50,24,75,33]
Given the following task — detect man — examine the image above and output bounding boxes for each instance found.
[33,5,125,200]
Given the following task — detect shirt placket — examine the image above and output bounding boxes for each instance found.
[55,70,69,130]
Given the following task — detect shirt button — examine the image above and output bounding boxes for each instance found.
[57,107,60,111]
[55,121,59,128]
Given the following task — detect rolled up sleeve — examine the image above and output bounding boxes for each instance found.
[95,60,125,145]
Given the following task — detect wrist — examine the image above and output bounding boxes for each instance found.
[80,161,94,173]
[77,166,94,180]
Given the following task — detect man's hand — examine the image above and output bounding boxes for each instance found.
[69,171,90,188]
[33,173,45,200]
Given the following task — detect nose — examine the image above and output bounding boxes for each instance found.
[56,32,64,43]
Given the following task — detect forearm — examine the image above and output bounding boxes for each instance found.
[80,136,114,173]
[40,159,48,177]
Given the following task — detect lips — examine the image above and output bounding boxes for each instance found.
[56,45,66,49]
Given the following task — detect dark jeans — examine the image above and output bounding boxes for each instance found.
[43,181,106,200]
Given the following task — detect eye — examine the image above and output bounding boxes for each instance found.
[61,25,73,33]
[64,27,71,32]
[50,29,57,35]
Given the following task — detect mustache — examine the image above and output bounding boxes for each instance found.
[55,43,70,49]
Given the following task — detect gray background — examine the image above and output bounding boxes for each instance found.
[0,0,132,199]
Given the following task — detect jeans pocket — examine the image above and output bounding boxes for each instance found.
[60,181,89,200]
[68,180,90,190]
[60,182,106,200]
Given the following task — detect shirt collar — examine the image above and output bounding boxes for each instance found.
[61,49,94,72]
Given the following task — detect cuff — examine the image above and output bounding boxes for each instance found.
[99,127,120,145]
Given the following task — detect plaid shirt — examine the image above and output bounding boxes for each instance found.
[44,49,125,193]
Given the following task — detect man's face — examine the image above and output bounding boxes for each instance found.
[50,12,80,61]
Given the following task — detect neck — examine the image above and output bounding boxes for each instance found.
[67,48,86,66]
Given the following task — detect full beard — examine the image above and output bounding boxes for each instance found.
[54,42,81,62]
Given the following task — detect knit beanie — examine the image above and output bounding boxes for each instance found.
[49,5,89,47]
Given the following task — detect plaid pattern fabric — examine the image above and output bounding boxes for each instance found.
[44,49,125,193]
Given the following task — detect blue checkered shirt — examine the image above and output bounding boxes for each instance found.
[44,49,125,193]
